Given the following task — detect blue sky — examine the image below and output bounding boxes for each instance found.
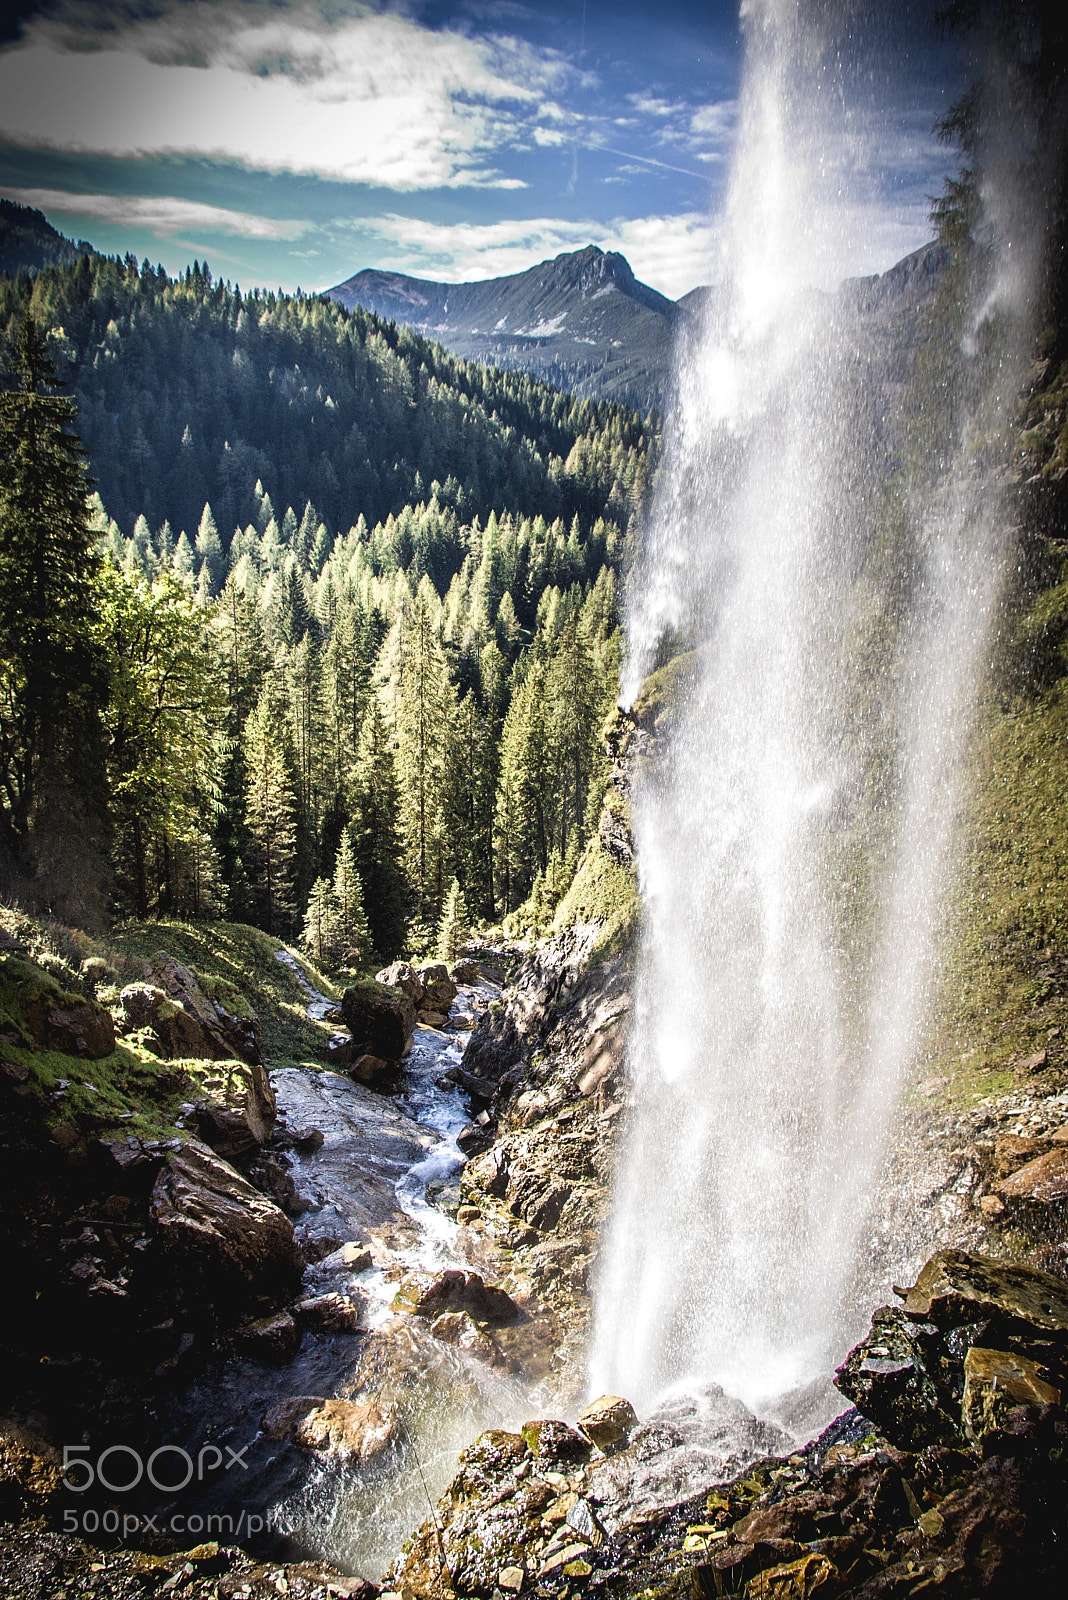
[0,1,964,299]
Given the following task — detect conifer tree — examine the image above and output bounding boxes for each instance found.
[0,316,106,890]
[349,697,407,958]
[435,875,468,964]
[302,874,339,967]
[396,577,452,913]
[243,679,298,934]
[333,825,372,967]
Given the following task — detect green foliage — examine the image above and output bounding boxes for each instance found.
[0,317,107,892]
[435,876,468,964]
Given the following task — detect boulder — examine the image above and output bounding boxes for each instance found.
[521,1419,592,1464]
[295,1292,363,1332]
[962,1346,1061,1443]
[417,1009,450,1028]
[442,1065,498,1104]
[149,1138,303,1313]
[392,1268,519,1325]
[25,995,115,1058]
[341,981,416,1060]
[349,1052,400,1090]
[451,959,480,985]
[375,961,426,1007]
[136,955,262,1063]
[263,1396,396,1460]
[317,1241,374,1274]
[996,1146,1068,1221]
[233,1310,300,1365]
[417,962,458,1011]
[836,1250,1068,1452]
[429,1310,507,1366]
[326,1033,356,1067]
[578,1395,638,1452]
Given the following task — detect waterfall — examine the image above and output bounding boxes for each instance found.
[590,0,1041,1433]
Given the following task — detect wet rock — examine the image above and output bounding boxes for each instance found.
[962,1346,1062,1442]
[149,1138,303,1315]
[318,1241,374,1274]
[996,1145,1068,1222]
[244,1150,308,1216]
[392,1268,519,1324]
[417,1009,450,1028]
[898,1247,1068,1331]
[233,1310,300,1364]
[429,1310,508,1366]
[275,1124,325,1153]
[295,1292,363,1332]
[993,1132,1053,1178]
[521,1419,592,1464]
[442,1064,498,1103]
[194,1102,262,1162]
[579,1395,638,1452]
[341,981,416,1060]
[263,1396,396,1459]
[457,1120,494,1155]
[837,1250,1068,1452]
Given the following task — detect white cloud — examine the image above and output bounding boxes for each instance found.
[350,210,720,300]
[0,4,569,190]
[0,185,309,239]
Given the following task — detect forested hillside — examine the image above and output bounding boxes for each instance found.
[0,252,656,956]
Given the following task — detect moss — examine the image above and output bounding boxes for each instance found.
[552,830,640,959]
[628,649,700,734]
[926,606,1068,1101]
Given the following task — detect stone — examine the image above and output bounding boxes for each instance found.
[520,1420,592,1464]
[317,1241,374,1274]
[417,962,458,1010]
[962,1346,1061,1443]
[349,1052,400,1089]
[429,1310,506,1365]
[1015,1048,1049,1074]
[138,954,262,1063]
[452,959,480,984]
[417,1010,450,1028]
[457,1121,494,1155]
[443,1064,498,1104]
[392,1268,519,1325]
[375,961,426,1007]
[194,1102,262,1162]
[896,1248,1068,1331]
[296,1292,363,1332]
[497,1566,524,1593]
[996,1146,1068,1218]
[233,1311,300,1365]
[578,1395,638,1452]
[979,1193,1006,1218]
[834,1304,964,1450]
[28,997,115,1058]
[341,981,416,1060]
[994,1132,1053,1178]
[149,1138,303,1314]
[327,1033,357,1067]
[263,1396,396,1459]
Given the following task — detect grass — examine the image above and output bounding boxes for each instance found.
[553,790,640,961]
[923,572,1068,1105]
[0,912,347,1141]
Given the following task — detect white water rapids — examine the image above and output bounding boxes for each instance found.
[591,0,1041,1435]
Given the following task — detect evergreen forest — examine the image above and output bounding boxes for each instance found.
[0,243,656,962]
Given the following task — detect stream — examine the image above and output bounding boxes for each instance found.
[129,969,543,1580]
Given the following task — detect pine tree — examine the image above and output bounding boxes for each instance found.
[302,874,339,967]
[0,316,106,888]
[395,577,452,914]
[195,501,224,592]
[243,679,298,934]
[333,825,372,967]
[349,697,408,958]
[435,875,468,965]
